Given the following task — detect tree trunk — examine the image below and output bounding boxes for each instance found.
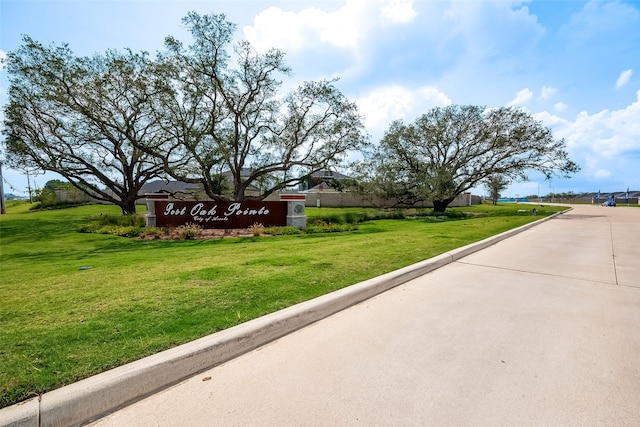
[432,198,454,213]
[119,198,137,215]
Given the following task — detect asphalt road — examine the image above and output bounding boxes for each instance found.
[92,204,640,426]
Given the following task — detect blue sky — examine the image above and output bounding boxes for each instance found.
[1,0,639,198]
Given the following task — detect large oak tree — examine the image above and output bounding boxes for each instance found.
[357,105,579,212]
[2,38,166,214]
[148,13,368,201]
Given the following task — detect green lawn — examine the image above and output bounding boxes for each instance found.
[0,201,566,408]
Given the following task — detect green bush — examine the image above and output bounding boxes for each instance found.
[109,226,144,238]
[78,214,147,237]
[32,200,92,211]
[343,212,361,224]
[306,223,359,234]
[263,226,303,235]
[89,214,146,227]
[307,212,366,226]
[37,189,58,208]
[77,223,100,233]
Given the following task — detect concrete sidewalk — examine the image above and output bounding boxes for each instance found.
[89,205,640,426]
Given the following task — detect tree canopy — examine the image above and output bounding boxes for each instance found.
[356,105,579,212]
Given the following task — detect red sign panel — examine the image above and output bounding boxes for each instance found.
[154,200,287,229]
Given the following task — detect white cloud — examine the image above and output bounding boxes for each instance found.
[355,84,451,134]
[615,69,632,89]
[539,90,640,182]
[507,88,533,106]
[539,86,557,100]
[532,91,640,185]
[533,110,568,127]
[594,169,612,179]
[243,6,337,53]
[380,0,417,24]
[441,0,544,60]
[565,92,640,158]
[554,102,568,112]
[243,0,385,53]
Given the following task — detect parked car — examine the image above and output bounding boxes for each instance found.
[602,200,616,207]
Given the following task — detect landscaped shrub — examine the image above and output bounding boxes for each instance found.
[77,222,101,233]
[307,213,351,226]
[389,211,406,219]
[78,214,147,237]
[306,223,359,234]
[249,223,265,236]
[36,189,58,208]
[343,212,361,224]
[139,227,167,239]
[82,213,147,227]
[418,210,471,222]
[263,226,303,235]
[100,214,147,227]
[77,207,471,240]
[307,210,411,226]
[175,223,203,240]
[109,226,144,238]
[32,200,92,211]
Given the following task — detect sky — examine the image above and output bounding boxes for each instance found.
[1,0,639,199]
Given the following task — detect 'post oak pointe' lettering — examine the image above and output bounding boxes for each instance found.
[154,200,286,229]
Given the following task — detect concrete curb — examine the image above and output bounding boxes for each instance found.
[1,208,569,427]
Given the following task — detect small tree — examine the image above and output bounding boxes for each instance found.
[2,38,166,214]
[485,175,510,205]
[35,179,73,208]
[358,105,579,212]
[43,179,72,191]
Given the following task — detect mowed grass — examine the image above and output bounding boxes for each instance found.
[0,201,566,407]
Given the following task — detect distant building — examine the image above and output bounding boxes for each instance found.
[139,180,203,200]
[554,191,639,204]
[300,170,353,192]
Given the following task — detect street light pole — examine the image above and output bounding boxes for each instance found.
[0,162,6,214]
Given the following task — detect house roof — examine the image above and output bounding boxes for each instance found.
[140,180,200,193]
[304,182,339,192]
[310,170,352,180]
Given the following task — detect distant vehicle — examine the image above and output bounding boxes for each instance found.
[602,200,616,207]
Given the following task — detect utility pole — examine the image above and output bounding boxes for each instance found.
[26,169,32,203]
[0,162,6,214]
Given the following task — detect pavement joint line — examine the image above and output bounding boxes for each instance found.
[605,214,620,286]
[0,207,571,427]
[456,260,620,288]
